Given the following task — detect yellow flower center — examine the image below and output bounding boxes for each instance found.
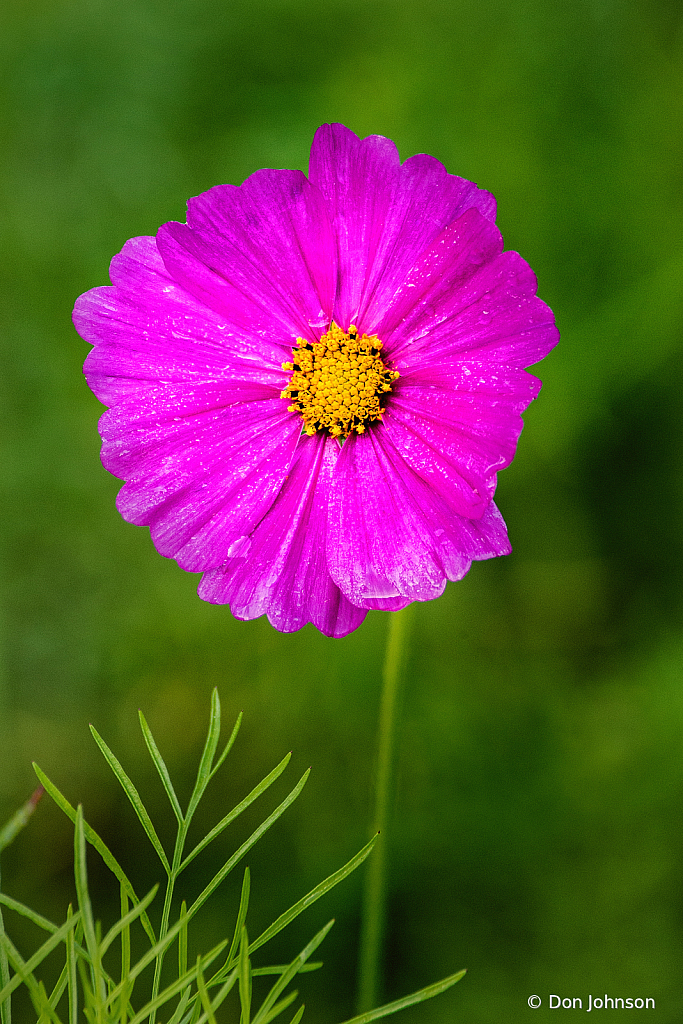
[281,323,399,439]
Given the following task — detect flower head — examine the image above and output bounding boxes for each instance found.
[73,124,559,638]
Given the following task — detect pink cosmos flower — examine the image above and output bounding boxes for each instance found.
[73,123,559,638]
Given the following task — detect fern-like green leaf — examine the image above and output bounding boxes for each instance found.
[258,990,298,1024]
[186,770,310,924]
[219,868,250,982]
[33,764,156,947]
[186,690,222,821]
[337,969,467,1024]
[252,920,334,1024]
[208,710,242,787]
[0,915,80,1005]
[238,927,251,1024]
[73,807,104,1008]
[0,896,59,937]
[180,754,292,874]
[89,726,170,875]
[138,712,183,825]
[196,961,218,1024]
[100,885,158,958]
[249,835,376,958]
[2,696,464,1024]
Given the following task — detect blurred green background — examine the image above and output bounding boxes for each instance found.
[1,0,682,1020]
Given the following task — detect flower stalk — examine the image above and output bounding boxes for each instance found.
[357,605,413,1013]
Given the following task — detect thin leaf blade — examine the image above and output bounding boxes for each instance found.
[259,990,298,1024]
[127,958,233,1024]
[207,711,243,785]
[180,754,292,874]
[187,771,310,924]
[33,764,156,947]
[238,927,250,1024]
[74,806,103,1006]
[337,969,467,1024]
[139,712,183,825]
[251,965,321,977]
[190,975,238,1024]
[100,885,158,958]
[196,961,218,1024]
[252,920,333,1024]
[178,901,188,980]
[106,928,226,1011]
[0,895,60,935]
[0,788,44,855]
[89,726,170,875]
[66,907,77,1024]
[0,915,80,1005]
[0,905,10,1024]
[210,868,250,988]
[186,690,222,821]
[120,885,131,1024]
[249,835,376,957]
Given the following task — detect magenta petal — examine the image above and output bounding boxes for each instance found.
[76,231,301,573]
[156,169,336,347]
[358,594,412,612]
[373,208,503,344]
[113,399,301,572]
[77,236,287,407]
[328,430,511,607]
[382,360,542,517]
[309,123,400,329]
[355,158,498,333]
[386,246,559,370]
[309,125,496,332]
[199,434,366,638]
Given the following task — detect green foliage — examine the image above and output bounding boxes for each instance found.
[0,691,465,1023]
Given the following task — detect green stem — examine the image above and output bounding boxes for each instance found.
[149,820,189,1024]
[357,605,413,1014]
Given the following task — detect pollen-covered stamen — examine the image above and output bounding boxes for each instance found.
[281,323,399,438]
